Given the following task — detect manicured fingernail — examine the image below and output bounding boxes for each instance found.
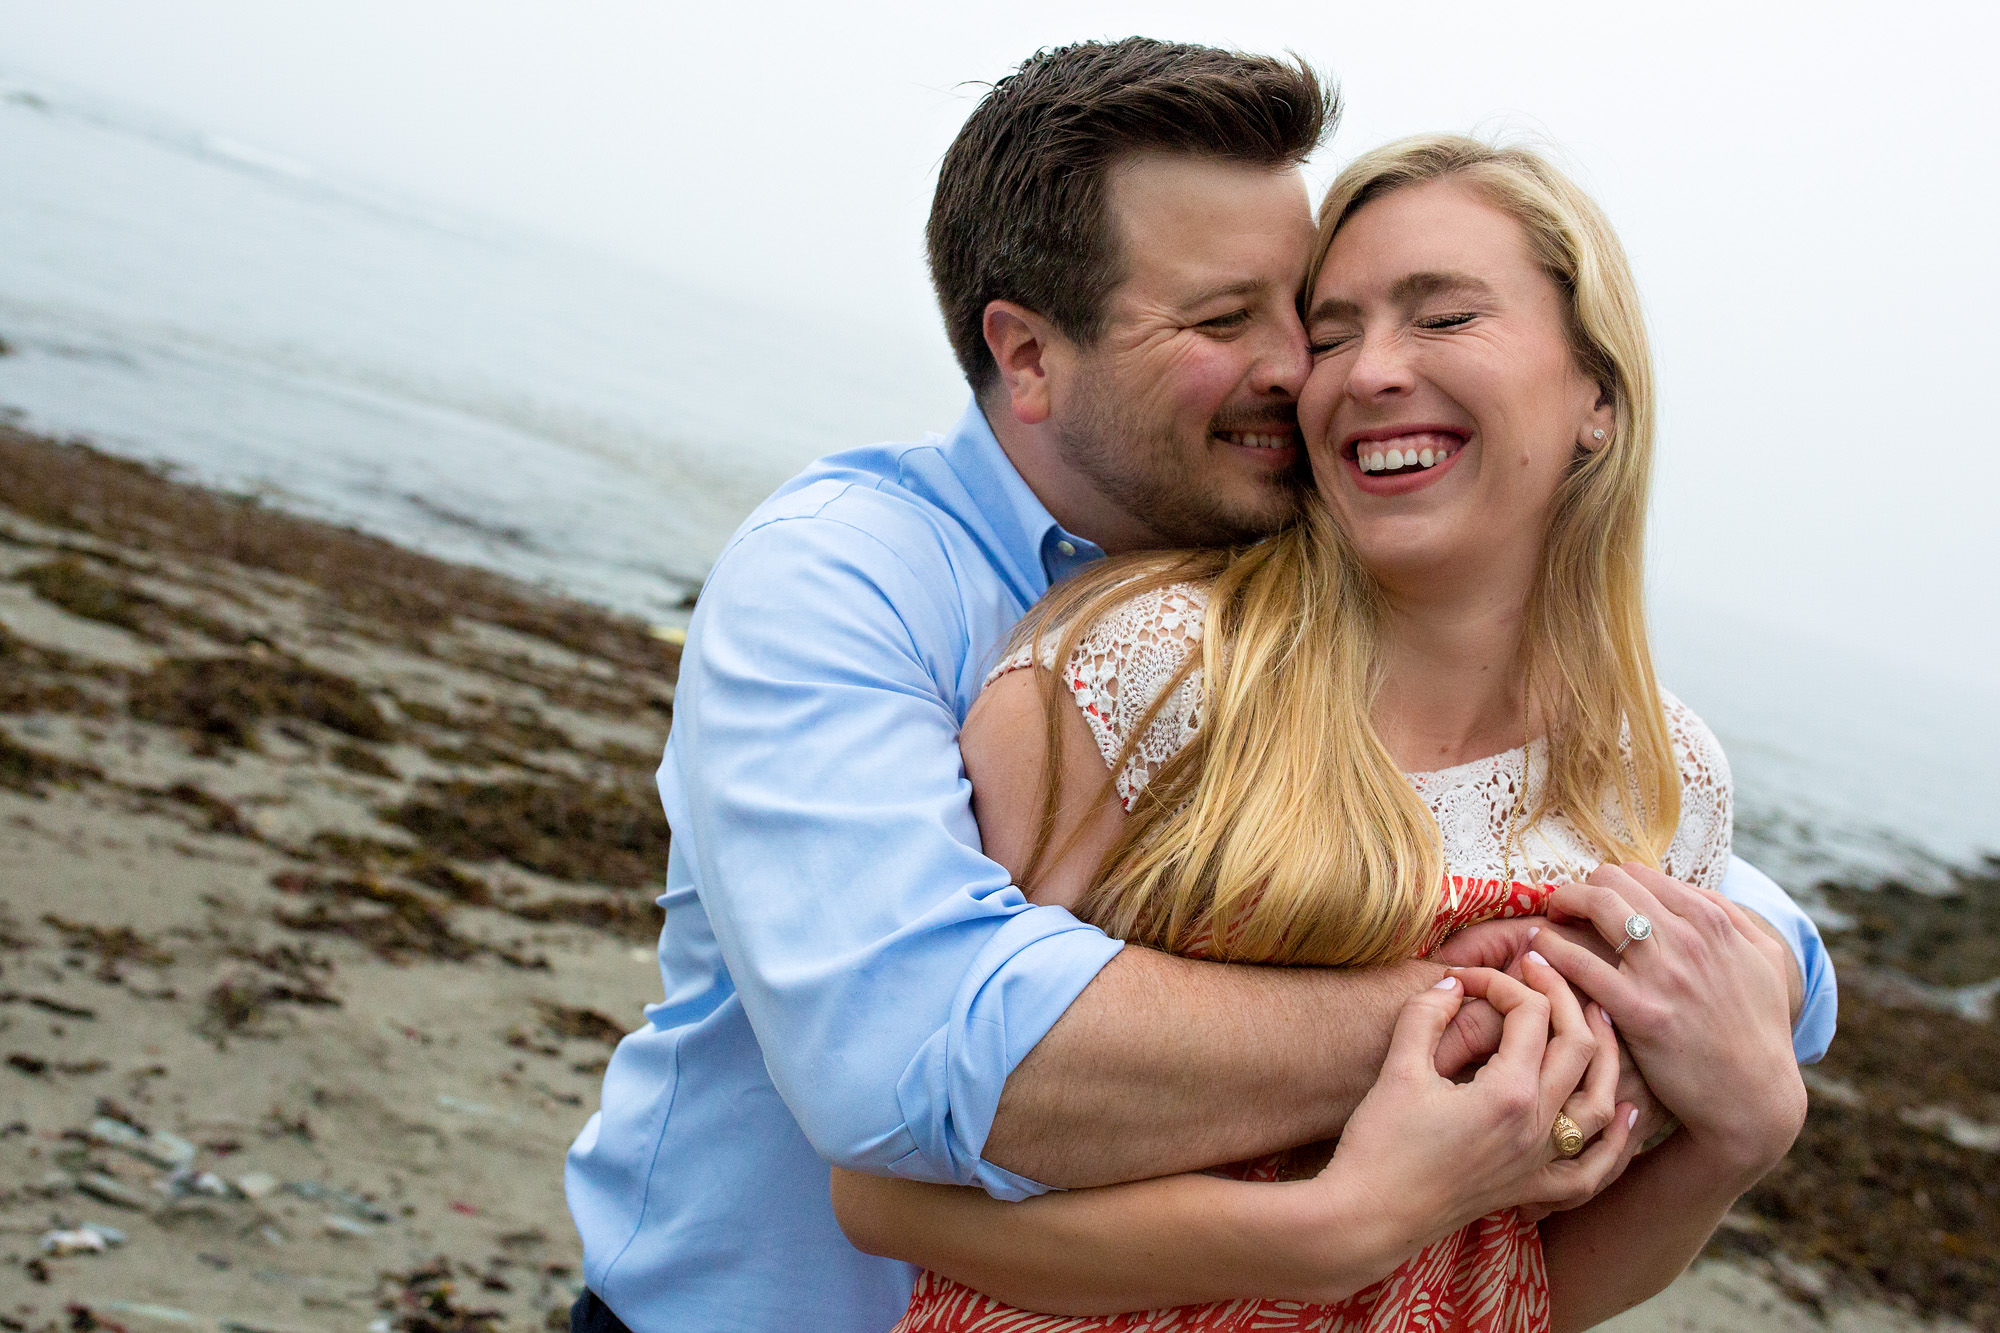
[1527,950,1548,967]
[1627,1107,1638,1129]
[1601,1010,1613,1029]
[1433,977,1458,990]
[1527,926,1540,941]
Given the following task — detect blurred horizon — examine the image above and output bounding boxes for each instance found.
[0,2,1993,879]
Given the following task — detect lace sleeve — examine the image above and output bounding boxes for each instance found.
[984,581,1208,810]
[1659,691,1733,891]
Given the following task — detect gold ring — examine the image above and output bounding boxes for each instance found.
[1551,1112,1585,1159]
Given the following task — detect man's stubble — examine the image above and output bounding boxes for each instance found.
[1056,377,1307,549]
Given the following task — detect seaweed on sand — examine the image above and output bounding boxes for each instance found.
[128,653,394,752]
[0,425,678,673]
[1721,988,2000,1326]
[1817,857,2000,990]
[15,557,158,637]
[506,892,660,942]
[383,776,668,890]
[330,740,400,778]
[0,622,101,715]
[268,871,543,969]
[15,556,243,644]
[534,1001,626,1048]
[270,871,484,964]
[0,729,101,795]
[199,969,340,1046]
[377,1259,506,1333]
[1719,860,2000,1326]
[42,913,175,982]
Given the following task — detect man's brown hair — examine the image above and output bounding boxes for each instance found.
[927,38,1336,390]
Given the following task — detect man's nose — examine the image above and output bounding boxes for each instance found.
[1249,310,1310,399]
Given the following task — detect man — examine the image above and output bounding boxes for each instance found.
[566,38,1835,1333]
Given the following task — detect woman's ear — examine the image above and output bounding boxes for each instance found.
[982,300,1063,426]
[1580,388,1616,451]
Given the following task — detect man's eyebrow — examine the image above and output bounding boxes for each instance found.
[1177,278,1267,312]
[1306,271,1498,324]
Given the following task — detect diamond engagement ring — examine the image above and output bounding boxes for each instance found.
[1613,913,1653,954]
[1551,1112,1585,1159]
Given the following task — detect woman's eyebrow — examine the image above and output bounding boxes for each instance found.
[1307,270,1497,324]
[1391,270,1496,304]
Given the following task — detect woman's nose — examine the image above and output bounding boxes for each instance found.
[1345,331,1415,398]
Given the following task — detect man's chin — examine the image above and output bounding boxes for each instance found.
[1157,493,1298,548]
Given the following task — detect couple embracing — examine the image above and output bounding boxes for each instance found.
[566,37,1835,1333]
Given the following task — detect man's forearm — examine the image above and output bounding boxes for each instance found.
[983,947,1443,1187]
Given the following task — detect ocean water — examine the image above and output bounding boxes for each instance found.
[0,74,963,622]
[0,74,1991,893]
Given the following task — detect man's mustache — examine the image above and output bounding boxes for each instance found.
[1209,410,1300,435]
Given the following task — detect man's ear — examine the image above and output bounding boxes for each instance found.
[982,300,1063,426]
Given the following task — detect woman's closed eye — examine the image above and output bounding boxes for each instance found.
[1198,309,1252,334]
[1416,311,1478,331]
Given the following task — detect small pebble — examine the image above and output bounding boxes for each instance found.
[235,1169,279,1199]
[40,1228,106,1256]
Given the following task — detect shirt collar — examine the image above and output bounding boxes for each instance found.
[938,396,1103,592]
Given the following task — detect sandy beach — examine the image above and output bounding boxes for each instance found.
[0,425,1992,1332]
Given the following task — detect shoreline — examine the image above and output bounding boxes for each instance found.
[0,426,1992,1331]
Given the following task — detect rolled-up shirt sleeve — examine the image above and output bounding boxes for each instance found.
[665,509,1122,1200]
[1717,855,1837,1064]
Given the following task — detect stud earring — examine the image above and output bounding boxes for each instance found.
[1592,428,1607,441]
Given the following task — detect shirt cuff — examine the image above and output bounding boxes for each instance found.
[893,904,1125,1200]
[1717,854,1838,1064]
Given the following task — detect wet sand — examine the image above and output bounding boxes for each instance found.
[0,427,1990,1331]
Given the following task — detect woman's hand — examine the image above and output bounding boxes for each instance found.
[1314,962,1635,1257]
[1433,917,1673,1160]
[1535,863,1806,1185]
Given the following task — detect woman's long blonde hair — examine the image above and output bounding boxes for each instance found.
[1014,135,1678,969]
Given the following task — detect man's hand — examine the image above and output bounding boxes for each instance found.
[1432,997,1502,1079]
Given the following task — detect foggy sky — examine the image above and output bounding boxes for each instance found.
[2,0,1995,691]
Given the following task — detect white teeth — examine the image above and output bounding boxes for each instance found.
[1357,439,1460,474]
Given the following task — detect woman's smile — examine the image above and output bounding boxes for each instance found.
[1342,425,1469,495]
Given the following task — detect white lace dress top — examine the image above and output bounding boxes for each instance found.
[992,579,1733,891]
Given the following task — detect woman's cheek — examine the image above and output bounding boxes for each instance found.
[1297,368,1339,459]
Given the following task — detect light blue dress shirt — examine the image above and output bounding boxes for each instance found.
[565,400,1836,1333]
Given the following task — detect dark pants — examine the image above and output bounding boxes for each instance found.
[570,1289,634,1333]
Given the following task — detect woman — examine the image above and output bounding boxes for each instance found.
[833,136,1805,1331]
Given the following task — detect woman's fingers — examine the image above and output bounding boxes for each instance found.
[1518,927,1634,1025]
[1550,864,1666,960]
[1384,972,1471,1080]
[1519,951,1595,1111]
[1623,862,1756,952]
[1558,1002,1621,1143]
[1534,1100,1638,1209]
[1455,966,1556,1076]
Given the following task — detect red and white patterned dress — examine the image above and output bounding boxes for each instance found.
[891,581,1734,1333]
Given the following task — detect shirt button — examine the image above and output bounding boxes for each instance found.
[1055,540,1076,558]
